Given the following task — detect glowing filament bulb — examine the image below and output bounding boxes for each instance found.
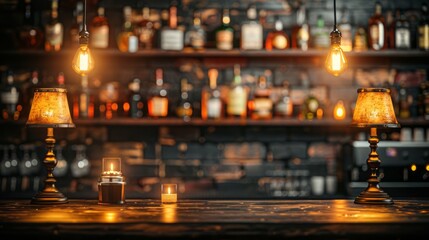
[333,100,346,120]
[72,44,94,76]
[325,30,347,77]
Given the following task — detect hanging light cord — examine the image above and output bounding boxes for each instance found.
[333,0,337,30]
[83,0,87,32]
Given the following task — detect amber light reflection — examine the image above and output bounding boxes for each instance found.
[162,204,177,223]
[331,199,396,222]
[103,211,119,223]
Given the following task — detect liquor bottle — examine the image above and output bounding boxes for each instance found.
[302,94,320,120]
[160,2,184,51]
[274,81,293,117]
[291,4,310,50]
[18,0,43,49]
[395,10,411,49]
[398,84,410,119]
[418,3,429,51]
[44,0,63,52]
[185,11,206,50]
[353,26,368,51]
[148,68,169,118]
[337,8,353,52]
[202,68,223,119]
[386,9,395,49]
[78,75,91,119]
[69,1,83,48]
[90,6,109,49]
[368,2,387,50]
[311,15,330,49]
[265,17,289,51]
[251,75,272,120]
[117,6,135,52]
[240,4,263,50]
[128,78,143,118]
[227,65,247,118]
[1,71,20,120]
[215,9,234,50]
[137,6,155,50]
[176,78,193,120]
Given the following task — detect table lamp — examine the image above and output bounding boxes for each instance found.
[26,88,75,204]
[351,88,400,204]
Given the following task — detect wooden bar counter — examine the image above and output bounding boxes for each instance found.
[1,199,429,239]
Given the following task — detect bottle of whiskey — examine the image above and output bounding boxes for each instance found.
[368,2,387,50]
[148,68,169,118]
[274,81,293,117]
[353,26,368,51]
[128,78,143,118]
[251,75,273,120]
[202,68,223,120]
[302,94,320,120]
[1,71,20,120]
[19,0,43,49]
[160,2,184,51]
[337,8,353,52]
[418,3,429,51]
[69,1,83,48]
[90,6,109,49]
[227,65,247,118]
[398,84,410,119]
[240,4,263,50]
[291,4,310,50]
[311,15,330,49]
[44,0,63,52]
[215,8,234,50]
[395,10,411,49]
[265,17,289,51]
[137,6,155,50]
[185,11,206,50]
[176,78,193,121]
[386,9,395,49]
[117,6,135,52]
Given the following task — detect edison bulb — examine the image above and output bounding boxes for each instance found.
[72,43,94,76]
[325,29,347,77]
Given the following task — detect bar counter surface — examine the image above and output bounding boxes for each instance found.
[1,199,429,239]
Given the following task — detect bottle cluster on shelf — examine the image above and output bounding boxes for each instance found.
[2,66,429,123]
[13,0,429,53]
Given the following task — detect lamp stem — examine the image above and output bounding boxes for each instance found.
[354,127,393,204]
[31,127,68,204]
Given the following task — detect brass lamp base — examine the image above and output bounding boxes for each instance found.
[354,189,393,205]
[31,191,68,204]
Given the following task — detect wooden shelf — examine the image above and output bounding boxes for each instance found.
[2,117,426,127]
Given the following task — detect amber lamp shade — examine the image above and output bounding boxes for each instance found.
[27,88,75,204]
[351,88,400,205]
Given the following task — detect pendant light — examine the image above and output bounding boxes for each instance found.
[325,0,347,76]
[72,0,94,76]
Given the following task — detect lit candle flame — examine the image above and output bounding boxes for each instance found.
[167,187,171,194]
[110,163,114,172]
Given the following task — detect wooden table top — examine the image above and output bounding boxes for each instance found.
[1,199,429,239]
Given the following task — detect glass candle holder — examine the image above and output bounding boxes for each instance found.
[98,157,125,205]
[161,184,177,204]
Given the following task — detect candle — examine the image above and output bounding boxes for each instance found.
[98,157,126,205]
[161,184,177,204]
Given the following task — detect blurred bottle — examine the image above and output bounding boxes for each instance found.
[302,94,320,120]
[128,78,144,118]
[386,9,395,49]
[227,65,247,118]
[69,1,83,48]
[241,4,263,50]
[1,71,20,121]
[137,6,155,50]
[215,8,234,50]
[70,145,90,178]
[312,15,330,49]
[368,2,386,50]
[274,81,293,117]
[202,68,223,120]
[353,26,368,51]
[160,1,184,51]
[148,68,169,118]
[251,75,272,119]
[176,78,193,121]
[337,8,353,52]
[117,6,135,52]
[19,0,43,49]
[398,84,411,119]
[418,3,429,51]
[44,0,63,52]
[395,10,411,49]
[90,6,110,49]
[53,144,68,178]
[265,17,289,51]
[185,11,206,50]
[291,4,310,50]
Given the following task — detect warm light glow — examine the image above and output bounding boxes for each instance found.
[72,44,94,76]
[161,184,177,203]
[411,164,417,172]
[334,100,346,120]
[426,164,429,172]
[102,157,121,175]
[162,203,177,223]
[167,187,171,194]
[110,163,114,171]
[325,43,347,76]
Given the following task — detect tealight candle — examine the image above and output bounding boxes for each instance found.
[98,157,126,205]
[161,184,177,204]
